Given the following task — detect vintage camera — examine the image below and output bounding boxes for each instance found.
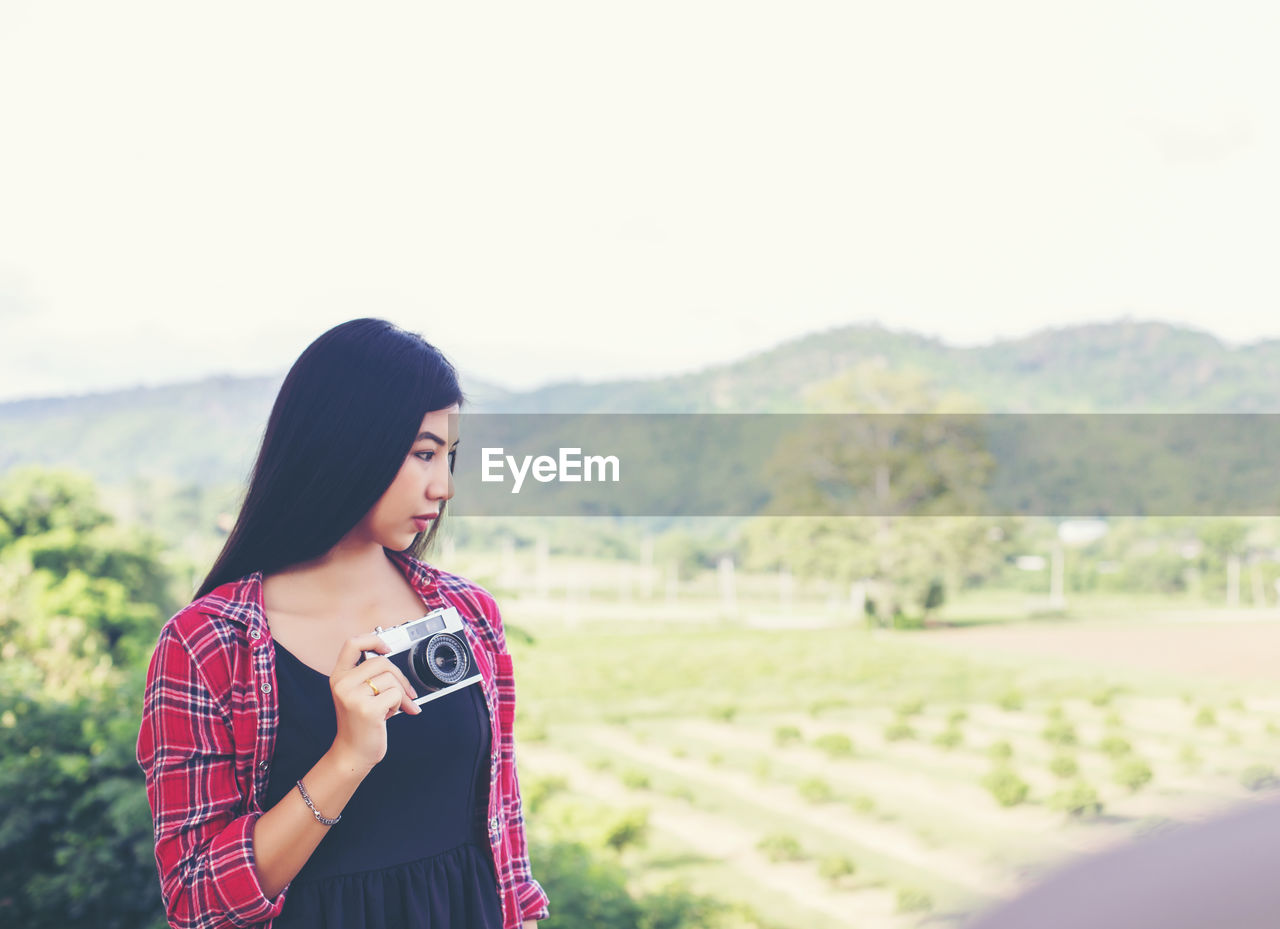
[362,605,482,707]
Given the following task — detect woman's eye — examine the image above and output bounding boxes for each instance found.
[416,451,435,462]
[448,450,456,473]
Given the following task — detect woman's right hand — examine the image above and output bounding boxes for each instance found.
[328,633,422,771]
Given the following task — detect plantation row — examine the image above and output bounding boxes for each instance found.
[521,691,1280,929]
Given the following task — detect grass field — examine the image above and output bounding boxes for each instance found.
[470,559,1280,929]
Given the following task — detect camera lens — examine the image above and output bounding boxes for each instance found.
[422,633,468,685]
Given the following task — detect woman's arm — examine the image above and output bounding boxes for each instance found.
[251,634,420,897]
[138,627,420,926]
[137,623,287,929]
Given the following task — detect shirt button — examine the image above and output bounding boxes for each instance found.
[249,629,261,640]
[489,814,501,835]
[260,681,272,694]
[258,760,269,770]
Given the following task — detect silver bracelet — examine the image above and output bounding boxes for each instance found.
[295,778,341,826]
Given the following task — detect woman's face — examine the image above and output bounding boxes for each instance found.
[354,404,459,552]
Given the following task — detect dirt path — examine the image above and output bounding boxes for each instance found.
[918,620,1280,683]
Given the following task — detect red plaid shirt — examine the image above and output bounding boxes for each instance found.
[135,549,550,929]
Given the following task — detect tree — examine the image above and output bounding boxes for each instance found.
[0,468,176,929]
[742,362,1006,622]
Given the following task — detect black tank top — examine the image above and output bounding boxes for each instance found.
[262,639,503,928]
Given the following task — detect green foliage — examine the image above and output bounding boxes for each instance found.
[849,794,877,815]
[986,740,1014,761]
[813,732,855,758]
[620,768,652,791]
[1240,765,1279,792]
[1048,780,1103,818]
[709,704,738,723]
[997,689,1025,711]
[883,718,916,742]
[0,469,178,929]
[1113,756,1154,792]
[797,778,835,804]
[601,807,651,853]
[818,854,857,886]
[1098,735,1132,759]
[530,838,724,929]
[1049,753,1079,779]
[896,887,934,914]
[982,767,1030,807]
[896,698,925,717]
[524,774,569,814]
[1042,718,1078,747]
[773,725,803,746]
[1194,706,1217,727]
[933,725,963,750]
[947,708,969,725]
[1178,743,1202,770]
[756,833,806,862]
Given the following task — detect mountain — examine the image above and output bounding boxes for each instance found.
[3,320,1279,493]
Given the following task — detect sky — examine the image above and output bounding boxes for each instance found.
[1,1,1277,402]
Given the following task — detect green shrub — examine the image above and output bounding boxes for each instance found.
[709,704,738,723]
[818,854,857,886]
[896,887,934,913]
[1178,743,1202,770]
[1046,704,1066,721]
[1049,780,1103,818]
[1114,756,1153,792]
[798,778,835,804]
[998,690,1025,711]
[933,726,963,750]
[884,719,916,742]
[1227,697,1247,712]
[1098,735,1132,759]
[524,774,569,813]
[602,807,650,852]
[813,733,855,758]
[756,833,806,862]
[1241,764,1279,792]
[1049,753,1079,779]
[1042,719,1078,747]
[1194,706,1217,728]
[620,768,651,790]
[849,794,877,815]
[987,740,1014,761]
[707,752,724,767]
[670,746,688,759]
[982,766,1030,807]
[1103,710,1125,729]
[948,708,969,725]
[896,698,925,717]
[752,758,771,781]
[773,725,803,747]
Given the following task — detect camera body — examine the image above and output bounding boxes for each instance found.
[362,605,482,707]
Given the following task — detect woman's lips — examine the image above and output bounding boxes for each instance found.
[412,515,436,531]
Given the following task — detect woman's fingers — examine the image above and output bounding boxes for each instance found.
[362,670,422,715]
[333,633,389,674]
[340,655,418,701]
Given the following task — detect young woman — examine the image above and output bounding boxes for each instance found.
[136,318,549,929]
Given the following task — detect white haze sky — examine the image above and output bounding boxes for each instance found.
[1,1,1277,401]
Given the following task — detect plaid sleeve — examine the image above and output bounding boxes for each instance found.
[136,622,286,929]
[493,648,551,922]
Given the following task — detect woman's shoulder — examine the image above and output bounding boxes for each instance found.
[152,574,262,663]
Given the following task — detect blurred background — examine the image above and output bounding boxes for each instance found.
[3,2,1280,927]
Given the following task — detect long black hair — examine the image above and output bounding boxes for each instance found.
[197,318,465,598]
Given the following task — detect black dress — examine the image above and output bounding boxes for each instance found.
[262,639,505,929]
